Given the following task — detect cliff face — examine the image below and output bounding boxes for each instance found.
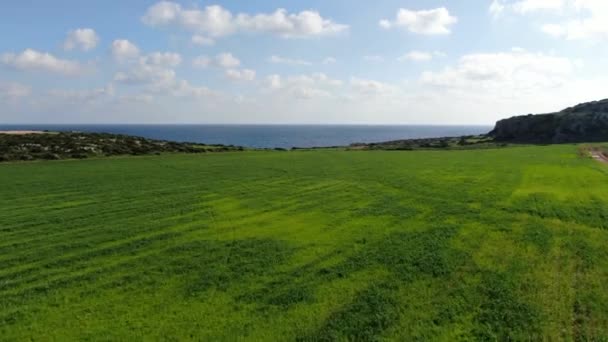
[490,99,608,143]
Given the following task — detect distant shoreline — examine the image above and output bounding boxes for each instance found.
[0,130,48,135]
[0,125,491,149]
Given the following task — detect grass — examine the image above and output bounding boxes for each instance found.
[1,144,608,340]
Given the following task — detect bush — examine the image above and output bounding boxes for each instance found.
[71,153,88,159]
[41,153,61,160]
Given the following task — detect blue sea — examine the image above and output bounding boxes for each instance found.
[0,125,492,149]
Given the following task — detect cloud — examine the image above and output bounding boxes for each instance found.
[420,49,576,92]
[268,55,312,66]
[490,0,564,15]
[111,39,140,62]
[117,94,154,104]
[63,28,99,51]
[323,57,337,64]
[397,51,445,62]
[0,82,31,101]
[266,74,282,89]
[380,8,457,35]
[1,49,87,76]
[142,2,348,39]
[350,77,397,96]
[265,72,342,99]
[541,23,566,37]
[157,80,218,98]
[489,0,507,16]
[512,0,565,13]
[113,47,219,100]
[114,51,182,86]
[225,68,256,81]
[216,53,240,68]
[492,0,608,40]
[543,1,608,40]
[140,52,182,67]
[115,65,217,99]
[48,84,115,104]
[114,64,176,85]
[192,52,240,69]
[191,34,215,46]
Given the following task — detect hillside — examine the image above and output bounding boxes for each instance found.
[0,131,244,162]
[2,145,608,340]
[490,99,608,143]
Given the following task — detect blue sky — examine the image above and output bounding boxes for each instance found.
[1,0,608,124]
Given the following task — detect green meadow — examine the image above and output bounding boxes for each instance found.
[2,145,608,340]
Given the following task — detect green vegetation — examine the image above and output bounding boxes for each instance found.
[0,132,244,162]
[350,134,503,150]
[2,144,608,340]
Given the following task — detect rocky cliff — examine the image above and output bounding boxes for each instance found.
[489,99,608,143]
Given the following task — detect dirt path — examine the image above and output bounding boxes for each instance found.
[591,150,608,164]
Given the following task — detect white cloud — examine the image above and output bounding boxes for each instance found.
[142,2,348,39]
[544,0,608,40]
[114,50,183,89]
[379,8,458,35]
[191,34,215,46]
[266,74,283,89]
[398,51,445,62]
[265,72,343,99]
[112,47,219,100]
[64,28,99,51]
[541,23,566,36]
[48,84,115,103]
[114,64,176,85]
[158,80,218,98]
[493,0,608,40]
[115,65,217,99]
[140,52,182,67]
[268,55,312,66]
[225,68,256,81]
[192,53,240,69]
[111,39,140,62]
[420,49,575,92]
[323,57,337,64]
[216,53,240,68]
[491,0,564,15]
[0,82,31,101]
[350,78,397,96]
[118,94,154,104]
[1,49,86,76]
[489,0,507,16]
[513,0,565,13]
[410,48,608,124]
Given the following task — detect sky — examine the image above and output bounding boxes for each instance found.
[1,0,608,125]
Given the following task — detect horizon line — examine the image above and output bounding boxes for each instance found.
[0,123,495,127]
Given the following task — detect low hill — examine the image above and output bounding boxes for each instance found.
[489,99,608,143]
[0,131,244,162]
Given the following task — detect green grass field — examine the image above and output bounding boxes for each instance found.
[2,145,608,340]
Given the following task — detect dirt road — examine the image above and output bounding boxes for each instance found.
[591,150,608,164]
